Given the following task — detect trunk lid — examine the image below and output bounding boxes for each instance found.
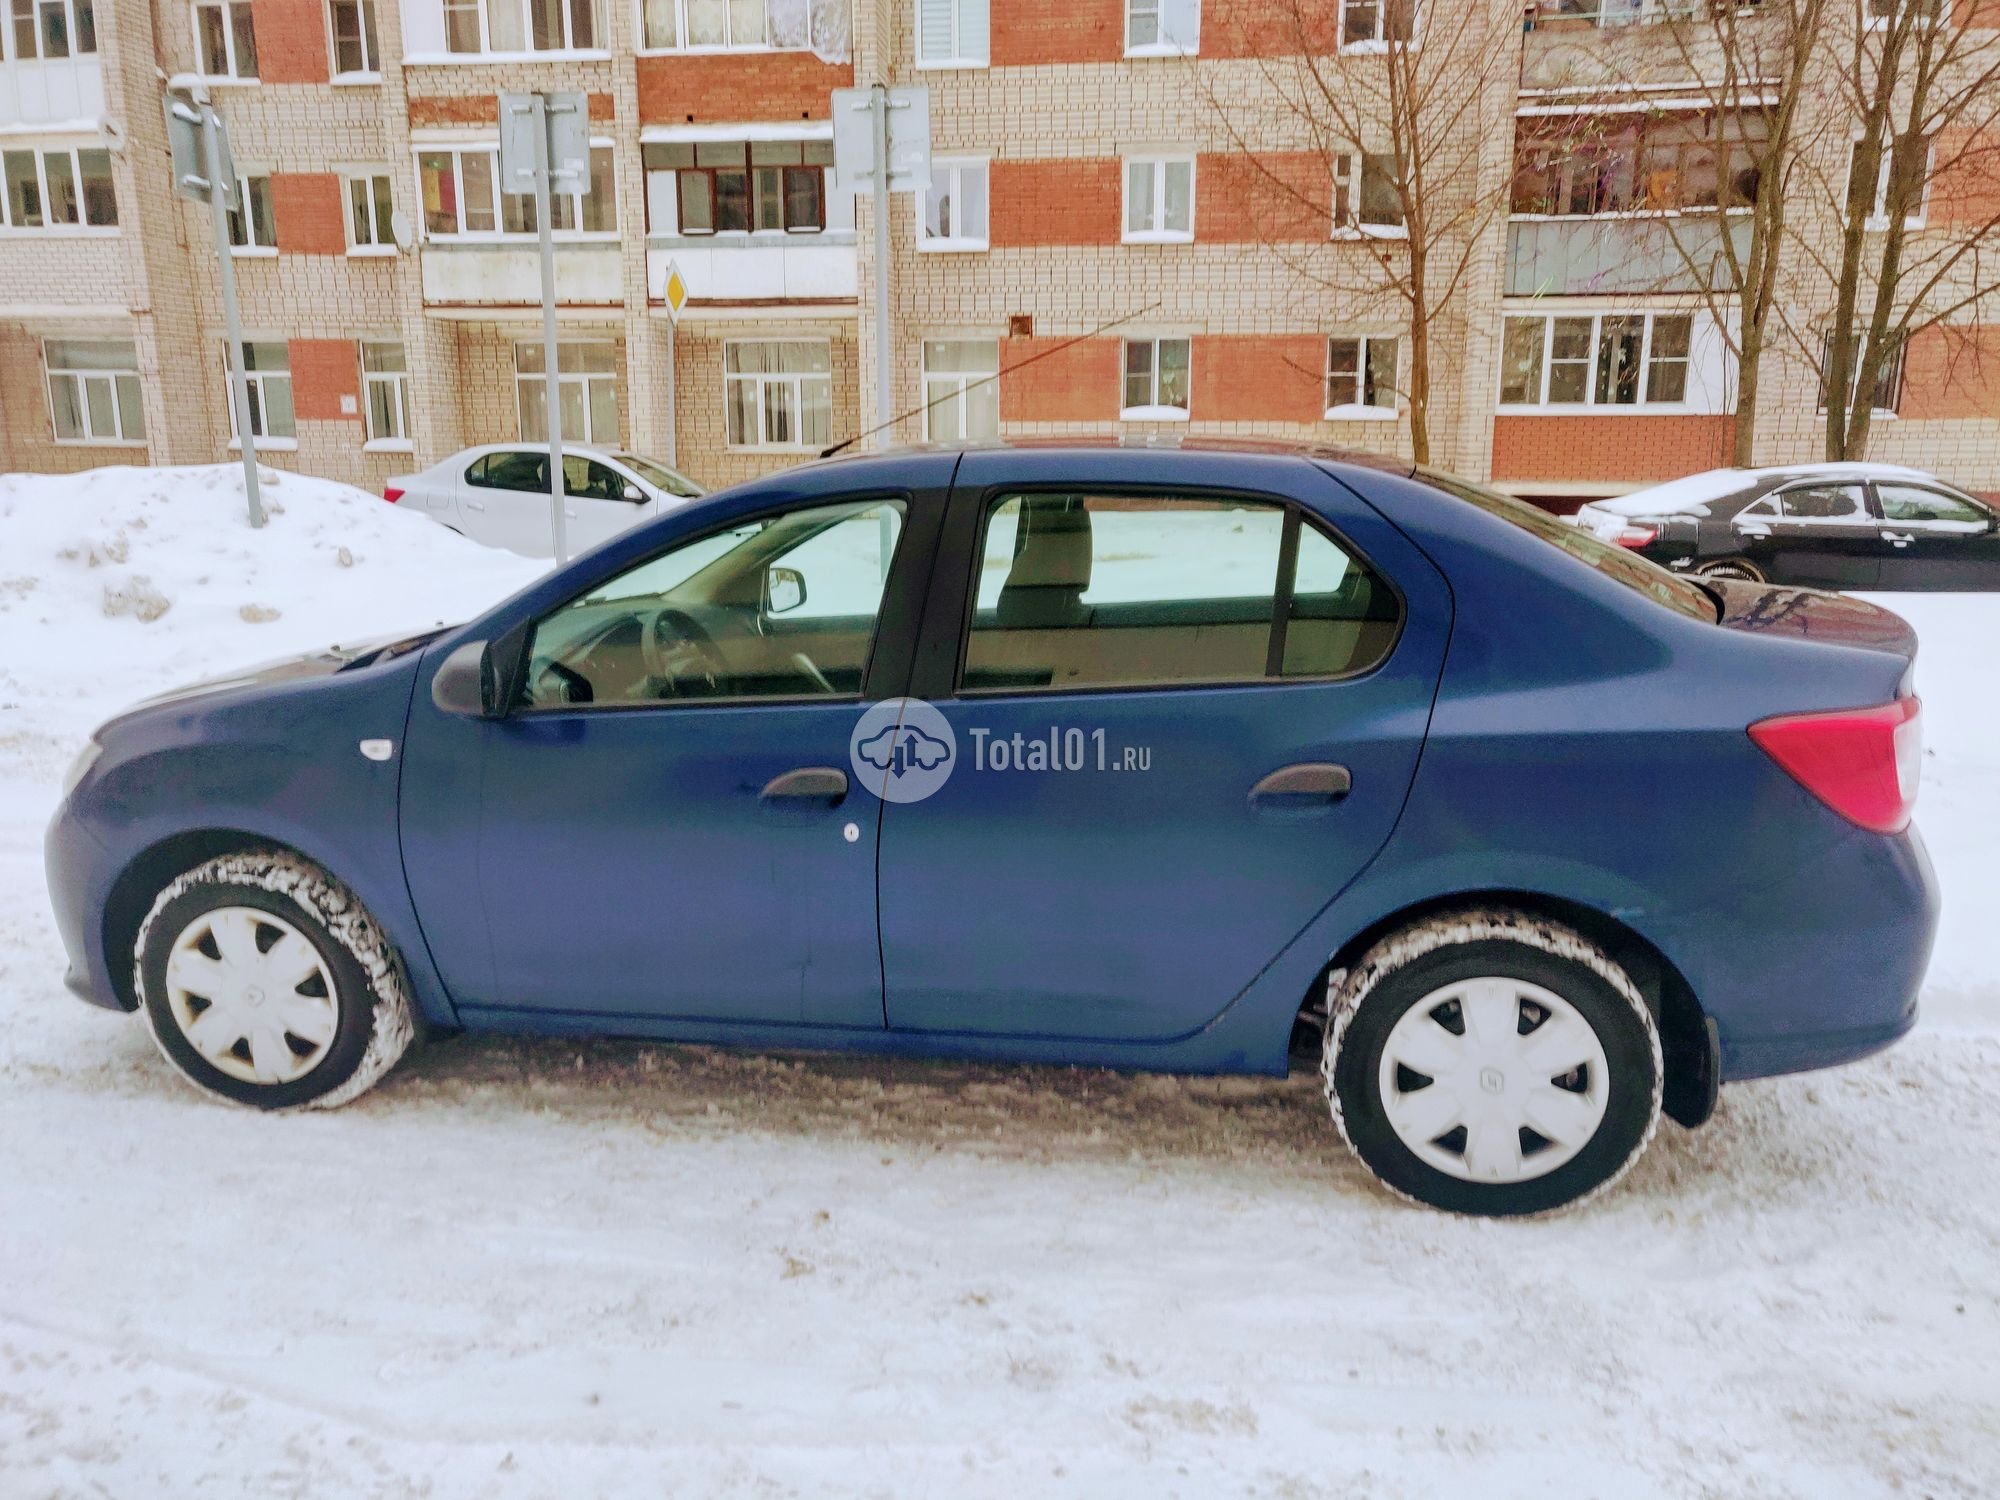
[1707,580,1917,664]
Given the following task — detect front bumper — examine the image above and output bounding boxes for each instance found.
[44,800,125,1011]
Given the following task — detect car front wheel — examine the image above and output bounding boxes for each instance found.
[1325,908,1662,1216]
[134,851,416,1110]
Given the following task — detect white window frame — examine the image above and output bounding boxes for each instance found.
[918,156,988,251]
[43,337,143,445]
[723,337,834,451]
[1125,0,1199,56]
[637,0,774,51]
[920,338,1000,441]
[226,172,276,255]
[0,144,117,232]
[1339,0,1419,53]
[515,339,621,444]
[415,141,618,241]
[1497,310,1696,410]
[1848,136,1932,230]
[1331,151,1407,239]
[360,340,412,449]
[1816,331,1906,417]
[1324,336,1399,420]
[222,340,296,447]
[326,0,382,78]
[1860,0,1946,32]
[1123,153,1195,244]
[344,171,396,254]
[442,0,606,56]
[1120,335,1191,421]
[191,0,258,80]
[915,0,988,69]
[5,0,98,61]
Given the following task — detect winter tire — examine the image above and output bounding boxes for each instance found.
[1696,557,1766,583]
[1324,908,1662,1217]
[135,851,416,1110]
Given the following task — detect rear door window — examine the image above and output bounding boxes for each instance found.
[959,492,1400,693]
[1775,484,1870,523]
[468,450,549,492]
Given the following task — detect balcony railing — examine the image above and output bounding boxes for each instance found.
[420,242,625,308]
[1506,216,1752,296]
[646,233,858,308]
[0,53,104,131]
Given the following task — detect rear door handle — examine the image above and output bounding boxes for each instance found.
[1882,531,1914,546]
[761,766,849,805]
[1249,762,1352,805]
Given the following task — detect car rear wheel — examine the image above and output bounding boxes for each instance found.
[1696,557,1765,583]
[1324,908,1662,1216]
[134,851,416,1110]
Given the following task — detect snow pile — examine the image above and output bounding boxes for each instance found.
[0,464,544,781]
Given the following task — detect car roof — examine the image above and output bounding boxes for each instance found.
[1590,461,1947,516]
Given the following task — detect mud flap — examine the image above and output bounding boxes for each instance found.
[1663,1014,1721,1128]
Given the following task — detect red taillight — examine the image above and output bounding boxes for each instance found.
[382,486,404,504]
[1612,524,1659,549]
[1748,697,1922,833]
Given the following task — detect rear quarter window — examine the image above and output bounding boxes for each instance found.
[1417,470,1717,622]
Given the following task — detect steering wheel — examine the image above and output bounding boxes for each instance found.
[642,608,730,698]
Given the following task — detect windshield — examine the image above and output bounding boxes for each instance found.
[614,454,703,497]
[1419,470,1718,622]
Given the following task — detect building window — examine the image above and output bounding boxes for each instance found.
[8,0,97,59]
[1340,0,1416,48]
[194,0,258,77]
[1862,0,1945,29]
[642,0,765,48]
[920,158,987,249]
[724,339,832,449]
[1333,152,1404,235]
[516,340,619,443]
[1817,332,1905,416]
[1124,155,1194,242]
[1122,336,1190,419]
[1512,115,1766,217]
[1126,0,1199,54]
[922,339,998,441]
[224,341,295,440]
[418,145,616,237]
[1,146,115,229]
[1848,137,1930,228]
[1498,311,1695,407]
[45,338,142,444]
[443,0,602,53]
[225,174,275,251]
[916,0,987,67]
[360,341,411,445]
[644,140,829,235]
[1325,336,1397,415]
[328,0,380,74]
[346,173,395,250]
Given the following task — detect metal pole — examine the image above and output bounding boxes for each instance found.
[205,107,263,528]
[871,84,892,449]
[663,314,677,467]
[532,94,568,565]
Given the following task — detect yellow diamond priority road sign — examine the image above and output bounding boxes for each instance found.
[663,259,688,323]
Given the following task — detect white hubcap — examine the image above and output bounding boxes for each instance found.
[164,907,338,1086]
[1378,976,1610,1184]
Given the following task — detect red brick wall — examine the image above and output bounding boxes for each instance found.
[1000,335,1123,422]
[1491,414,1735,484]
[636,54,848,124]
[1930,129,2000,227]
[1199,152,1328,243]
[272,173,348,256]
[990,160,1123,247]
[1900,326,2000,421]
[1206,1,1340,59]
[253,0,329,84]
[992,0,1125,66]
[1192,336,1327,422]
[289,340,359,422]
[408,93,616,126]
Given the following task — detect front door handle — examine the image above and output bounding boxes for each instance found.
[464,499,486,511]
[1882,530,1914,547]
[761,766,849,805]
[1249,762,1352,805]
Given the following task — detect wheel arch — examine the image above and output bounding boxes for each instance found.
[1306,888,1719,1129]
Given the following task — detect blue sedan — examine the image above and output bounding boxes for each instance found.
[44,443,1938,1215]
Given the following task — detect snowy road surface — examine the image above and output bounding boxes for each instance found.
[2,469,1997,1498]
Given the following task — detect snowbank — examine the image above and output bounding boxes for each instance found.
[0,463,543,782]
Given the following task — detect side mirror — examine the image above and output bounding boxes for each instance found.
[431,639,501,717]
[765,565,807,615]
[623,483,646,503]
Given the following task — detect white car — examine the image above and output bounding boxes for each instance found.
[1570,462,1935,542]
[385,444,704,558]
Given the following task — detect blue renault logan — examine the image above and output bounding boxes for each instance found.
[45,443,1938,1214]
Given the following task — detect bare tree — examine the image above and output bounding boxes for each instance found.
[1799,0,2000,459]
[1206,0,1520,466]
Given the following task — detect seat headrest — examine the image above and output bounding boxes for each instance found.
[1005,496,1092,593]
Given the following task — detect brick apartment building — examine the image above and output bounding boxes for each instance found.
[0,0,1994,504]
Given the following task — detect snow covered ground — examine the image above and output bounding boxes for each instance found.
[1,466,1996,1498]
